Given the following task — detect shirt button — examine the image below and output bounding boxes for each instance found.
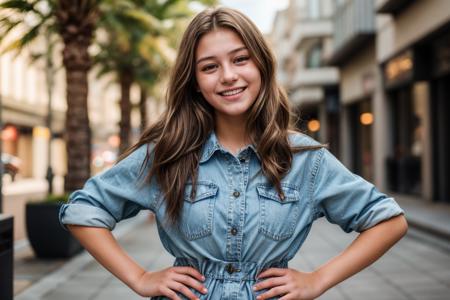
[231,228,238,235]
[239,158,246,163]
[233,191,240,198]
[226,264,235,274]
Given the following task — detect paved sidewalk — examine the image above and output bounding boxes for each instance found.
[14,213,450,300]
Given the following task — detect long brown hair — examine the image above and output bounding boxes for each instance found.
[121,7,320,224]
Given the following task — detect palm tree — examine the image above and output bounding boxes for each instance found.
[93,7,163,153]
[0,0,98,192]
[94,0,177,153]
[56,1,98,191]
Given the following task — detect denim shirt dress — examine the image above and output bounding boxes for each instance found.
[59,132,404,299]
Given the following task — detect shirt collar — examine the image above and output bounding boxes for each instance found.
[199,131,260,163]
[199,131,221,163]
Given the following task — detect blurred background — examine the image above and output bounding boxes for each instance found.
[1,0,450,299]
[3,0,450,235]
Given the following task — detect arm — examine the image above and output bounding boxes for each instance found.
[68,225,208,300]
[255,148,407,299]
[316,214,407,293]
[60,147,206,299]
[254,214,407,300]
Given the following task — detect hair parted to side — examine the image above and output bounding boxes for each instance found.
[120,6,322,224]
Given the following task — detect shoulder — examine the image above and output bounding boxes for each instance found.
[130,143,153,160]
[122,144,154,162]
[288,130,322,148]
[116,143,154,168]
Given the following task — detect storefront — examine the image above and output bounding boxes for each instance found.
[382,22,450,203]
[430,30,450,203]
[383,50,427,196]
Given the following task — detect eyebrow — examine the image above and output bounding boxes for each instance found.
[196,46,248,65]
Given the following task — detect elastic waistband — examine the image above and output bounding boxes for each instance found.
[174,258,288,281]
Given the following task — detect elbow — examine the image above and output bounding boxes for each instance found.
[395,214,409,239]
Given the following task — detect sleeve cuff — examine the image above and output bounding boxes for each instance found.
[59,203,117,231]
[355,198,405,232]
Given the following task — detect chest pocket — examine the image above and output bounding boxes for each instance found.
[256,183,300,241]
[180,181,218,241]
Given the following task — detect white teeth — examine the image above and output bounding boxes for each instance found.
[221,88,244,96]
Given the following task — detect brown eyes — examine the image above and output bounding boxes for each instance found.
[201,64,217,72]
[234,56,249,64]
[200,56,250,73]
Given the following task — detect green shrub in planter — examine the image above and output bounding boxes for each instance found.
[26,194,83,258]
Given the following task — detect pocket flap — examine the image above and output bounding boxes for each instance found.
[256,183,299,203]
[184,181,218,202]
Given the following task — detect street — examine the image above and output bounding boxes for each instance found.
[15,214,450,300]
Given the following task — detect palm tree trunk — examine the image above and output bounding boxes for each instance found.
[119,70,133,154]
[64,65,91,192]
[139,86,148,134]
[56,0,98,192]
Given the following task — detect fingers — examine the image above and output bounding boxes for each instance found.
[160,286,182,300]
[254,268,290,300]
[168,267,206,300]
[168,281,200,300]
[253,276,285,291]
[257,267,287,279]
[256,285,289,300]
[173,273,208,294]
[174,266,205,282]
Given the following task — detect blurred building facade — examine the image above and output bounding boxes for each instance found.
[0,32,67,181]
[271,0,340,154]
[272,0,450,204]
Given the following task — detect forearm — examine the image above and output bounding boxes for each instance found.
[315,214,408,293]
[67,225,145,292]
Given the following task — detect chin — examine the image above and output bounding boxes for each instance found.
[220,107,251,118]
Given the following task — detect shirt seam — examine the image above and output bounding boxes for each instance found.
[309,148,325,219]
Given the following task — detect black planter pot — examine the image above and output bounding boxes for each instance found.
[26,202,83,258]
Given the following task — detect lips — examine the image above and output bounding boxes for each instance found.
[218,87,246,96]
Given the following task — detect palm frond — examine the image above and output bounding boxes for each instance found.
[0,0,34,12]
[0,20,21,44]
[123,9,162,31]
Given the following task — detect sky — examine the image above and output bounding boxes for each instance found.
[219,0,290,34]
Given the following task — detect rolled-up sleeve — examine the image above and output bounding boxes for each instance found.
[59,144,156,230]
[312,148,404,233]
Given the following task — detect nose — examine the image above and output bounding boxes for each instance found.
[221,64,238,84]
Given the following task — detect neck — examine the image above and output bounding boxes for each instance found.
[215,114,250,155]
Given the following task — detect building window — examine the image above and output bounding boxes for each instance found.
[308,0,320,19]
[306,43,323,69]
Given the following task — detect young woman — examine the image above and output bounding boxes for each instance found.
[60,7,408,300]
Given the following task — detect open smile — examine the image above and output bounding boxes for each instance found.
[218,87,246,96]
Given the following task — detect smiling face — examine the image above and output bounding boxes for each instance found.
[195,28,262,124]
